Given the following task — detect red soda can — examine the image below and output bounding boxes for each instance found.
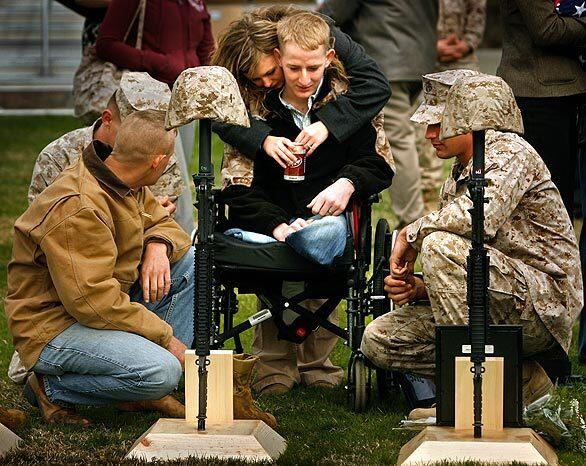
[284,143,306,182]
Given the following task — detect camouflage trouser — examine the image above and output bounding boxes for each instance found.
[361,231,556,378]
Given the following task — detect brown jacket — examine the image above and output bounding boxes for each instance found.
[5,141,191,370]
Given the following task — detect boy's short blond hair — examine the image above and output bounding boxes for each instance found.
[277,12,333,51]
[113,109,176,165]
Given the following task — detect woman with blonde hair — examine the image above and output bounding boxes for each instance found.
[211,6,391,166]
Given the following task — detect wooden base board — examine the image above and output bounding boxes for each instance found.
[126,418,286,463]
[397,427,558,466]
[0,423,22,458]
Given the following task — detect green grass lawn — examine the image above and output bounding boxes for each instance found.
[0,116,585,465]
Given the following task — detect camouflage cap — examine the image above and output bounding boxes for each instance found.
[165,66,250,130]
[115,72,171,120]
[440,74,524,140]
[410,69,480,125]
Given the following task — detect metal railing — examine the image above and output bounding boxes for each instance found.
[41,0,52,76]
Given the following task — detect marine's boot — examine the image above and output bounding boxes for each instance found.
[522,360,553,406]
[0,406,27,431]
[118,394,185,418]
[233,354,278,429]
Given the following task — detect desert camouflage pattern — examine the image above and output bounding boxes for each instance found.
[361,231,557,377]
[438,0,486,50]
[116,71,172,119]
[221,143,254,189]
[73,46,122,125]
[29,126,184,204]
[440,74,524,139]
[401,130,582,353]
[220,76,395,189]
[411,69,479,125]
[166,66,250,130]
[31,71,184,201]
[28,126,94,203]
[437,0,486,71]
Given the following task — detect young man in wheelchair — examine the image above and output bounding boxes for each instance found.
[220,12,395,395]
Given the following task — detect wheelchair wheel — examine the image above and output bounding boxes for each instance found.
[372,218,392,317]
[350,356,368,412]
[372,220,397,398]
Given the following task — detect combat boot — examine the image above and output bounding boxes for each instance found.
[522,360,553,406]
[233,354,278,429]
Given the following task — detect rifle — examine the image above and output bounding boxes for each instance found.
[192,119,215,431]
[467,130,489,438]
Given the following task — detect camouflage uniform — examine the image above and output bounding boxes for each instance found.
[362,74,582,377]
[419,0,487,212]
[437,0,486,72]
[29,72,184,204]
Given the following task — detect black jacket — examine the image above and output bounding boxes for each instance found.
[221,81,394,237]
[212,23,392,158]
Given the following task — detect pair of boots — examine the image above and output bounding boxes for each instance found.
[23,354,276,429]
[408,360,553,420]
[118,354,277,428]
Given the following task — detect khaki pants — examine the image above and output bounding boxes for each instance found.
[252,283,344,392]
[416,123,444,213]
[385,81,426,226]
[361,231,556,378]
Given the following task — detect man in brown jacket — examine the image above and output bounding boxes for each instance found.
[5,110,192,426]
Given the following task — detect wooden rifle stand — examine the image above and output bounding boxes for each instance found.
[0,423,21,459]
[396,357,557,465]
[126,350,286,462]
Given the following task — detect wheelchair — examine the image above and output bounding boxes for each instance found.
[200,187,394,412]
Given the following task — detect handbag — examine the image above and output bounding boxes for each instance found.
[72,0,147,125]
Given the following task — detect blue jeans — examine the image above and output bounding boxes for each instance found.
[225,215,348,266]
[32,247,195,406]
[285,215,348,265]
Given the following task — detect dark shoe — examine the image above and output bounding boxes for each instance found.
[117,394,185,418]
[23,373,91,427]
[0,406,27,431]
[233,354,278,428]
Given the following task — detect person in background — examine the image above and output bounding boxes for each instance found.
[321,0,438,228]
[554,0,586,365]
[419,0,487,213]
[497,0,585,219]
[97,0,216,232]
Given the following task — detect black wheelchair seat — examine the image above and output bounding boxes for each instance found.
[213,232,354,280]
